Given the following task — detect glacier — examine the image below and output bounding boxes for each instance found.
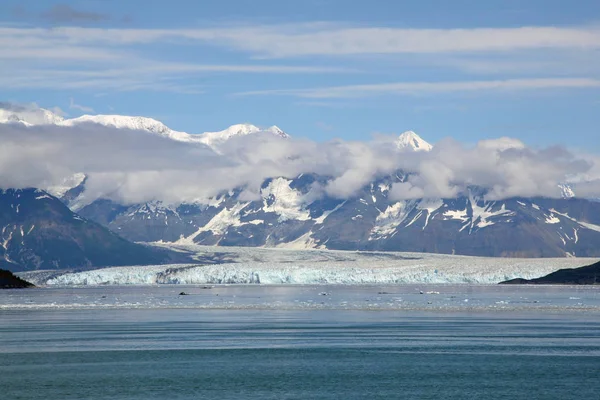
[19,245,596,286]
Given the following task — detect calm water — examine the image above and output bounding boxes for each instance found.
[1,285,600,399]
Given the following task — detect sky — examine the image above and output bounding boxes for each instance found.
[1,0,599,152]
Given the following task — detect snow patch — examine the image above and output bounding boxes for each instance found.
[177,202,250,243]
[262,178,311,222]
[370,201,415,239]
[469,196,514,232]
[443,208,469,223]
[274,231,322,250]
[314,201,345,224]
[417,199,444,229]
[550,209,600,233]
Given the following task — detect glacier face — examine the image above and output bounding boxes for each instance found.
[20,245,595,286]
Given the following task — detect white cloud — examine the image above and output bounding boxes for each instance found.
[1,24,599,93]
[0,105,598,205]
[236,78,600,98]
[4,25,600,56]
[69,98,94,113]
[0,26,347,93]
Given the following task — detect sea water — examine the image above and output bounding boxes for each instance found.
[1,285,600,399]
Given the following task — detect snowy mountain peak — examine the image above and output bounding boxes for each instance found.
[396,131,433,152]
[60,114,193,142]
[63,114,170,132]
[0,106,65,126]
[64,114,154,132]
[0,105,291,148]
[199,123,290,147]
[265,125,290,138]
[222,123,262,136]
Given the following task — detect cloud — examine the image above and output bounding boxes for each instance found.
[388,139,593,201]
[0,102,28,112]
[41,4,109,23]
[69,98,94,113]
[236,78,600,98]
[211,25,600,58]
[316,121,334,131]
[0,103,599,205]
[6,25,599,56]
[0,25,349,94]
[1,23,599,94]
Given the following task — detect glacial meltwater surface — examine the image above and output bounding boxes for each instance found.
[1,285,600,399]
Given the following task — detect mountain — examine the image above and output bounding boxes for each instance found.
[3,105,599,258]
[500,260,600,284]
[0,188,181,272]
[0,106,289,150]
[198,123,289,147]
[60,114,194,142]
[396,131,433,152]
[52,130,600,258]
[0,269,34,288]
[73,172,600,258]
[0,106,64,126]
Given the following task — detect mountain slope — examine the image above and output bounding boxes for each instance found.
[0,189,178,271]
[0,269,35,288]
[75,173,600,258]
[500,260,600,284]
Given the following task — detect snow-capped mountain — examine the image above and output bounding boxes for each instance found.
[199,123,289,145]
[39,124,596,258]
[0,105,290,149]
[73,172,600,258]
[0,188,179,271]
[396,131,433,152]
[60,114,195,142]
[4,103,598,259]
[46,173,87,198]
[0,107,65,126]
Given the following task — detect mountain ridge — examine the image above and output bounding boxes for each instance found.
[0,106,290,149]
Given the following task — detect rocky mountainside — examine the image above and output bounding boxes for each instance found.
[0,189,180,271]
[69,170,600,258]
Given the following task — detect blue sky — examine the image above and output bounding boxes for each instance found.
[1,0,599,151]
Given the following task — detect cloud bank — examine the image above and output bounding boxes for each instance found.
[0,113,598,206]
